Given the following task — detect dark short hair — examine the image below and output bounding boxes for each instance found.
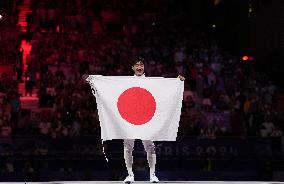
[132,56,145,66]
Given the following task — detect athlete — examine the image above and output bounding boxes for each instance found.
[123,56,185,183]
[83,56,185,183]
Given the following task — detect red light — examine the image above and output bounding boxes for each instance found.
[242,56,249,61]
[56,25,60,33]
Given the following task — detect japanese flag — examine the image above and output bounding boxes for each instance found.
[87,75,184,141]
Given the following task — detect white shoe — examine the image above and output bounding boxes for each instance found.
[124,174,134,183]
[150,173,159,183]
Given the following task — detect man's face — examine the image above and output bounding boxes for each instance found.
[132,61,144,76]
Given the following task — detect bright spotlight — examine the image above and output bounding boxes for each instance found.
[242,56,249,61]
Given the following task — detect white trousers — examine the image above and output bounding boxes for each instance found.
[123,139,156,175]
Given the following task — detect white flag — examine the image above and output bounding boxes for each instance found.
[87,75,184,141]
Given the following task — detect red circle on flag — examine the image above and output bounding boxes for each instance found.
[117,87,156,125]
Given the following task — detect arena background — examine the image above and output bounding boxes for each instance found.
[0,0,284,182]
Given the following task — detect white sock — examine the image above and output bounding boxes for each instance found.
[147,153,156,175]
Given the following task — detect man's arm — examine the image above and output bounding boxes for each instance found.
[82,74,89,81]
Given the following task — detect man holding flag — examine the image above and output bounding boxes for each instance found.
[85,56,185,183]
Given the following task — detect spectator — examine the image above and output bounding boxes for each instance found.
[260,120,275,137]
[1,121,12,138]
[10,92,21,127]
[38,120,51,136]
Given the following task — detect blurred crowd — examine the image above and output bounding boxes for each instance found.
[0,0,284,181]
[0,0,21,65]
[0,0,283,141]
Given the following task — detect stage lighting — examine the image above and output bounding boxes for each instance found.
[242,56,249,61]
[249,56,255,60]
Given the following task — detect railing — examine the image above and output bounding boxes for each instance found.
[0,136,283,181]
[1,135,283,158]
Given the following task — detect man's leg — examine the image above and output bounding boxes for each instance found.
[142,140,159,182]
[124,139,135,176]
